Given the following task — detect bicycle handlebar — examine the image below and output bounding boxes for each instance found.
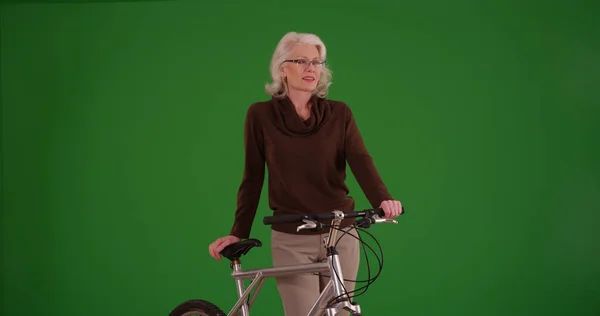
[262,207,405,225]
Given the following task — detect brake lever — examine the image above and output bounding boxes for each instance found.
[371,215,398,224]
[355,214,398,228]
[296,219,318,232]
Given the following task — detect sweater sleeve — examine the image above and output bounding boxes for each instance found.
[344,104,394,208]
[229,104,266,239]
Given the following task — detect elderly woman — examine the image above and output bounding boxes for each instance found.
[208,31,403,316]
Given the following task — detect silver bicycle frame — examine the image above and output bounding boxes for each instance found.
[226,210,362,316]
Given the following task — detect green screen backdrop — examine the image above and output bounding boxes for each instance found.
[2,0,599,315]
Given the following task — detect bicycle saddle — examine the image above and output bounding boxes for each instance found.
[220,238,262,261]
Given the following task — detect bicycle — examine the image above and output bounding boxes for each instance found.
[169,207,403,316]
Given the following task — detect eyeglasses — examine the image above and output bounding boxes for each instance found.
[283,59,326,68]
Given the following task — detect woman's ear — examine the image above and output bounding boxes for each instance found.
[280,64,289,78]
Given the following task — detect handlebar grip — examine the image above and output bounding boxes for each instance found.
[368,207,405,215]
[263,214,306,225]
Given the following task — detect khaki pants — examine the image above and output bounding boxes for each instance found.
[271,227,360,316]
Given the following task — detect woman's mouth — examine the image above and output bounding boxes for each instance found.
[302,76,316,83]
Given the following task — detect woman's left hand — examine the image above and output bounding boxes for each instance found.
[379,200,403,219]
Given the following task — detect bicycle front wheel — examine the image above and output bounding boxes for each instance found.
[169,299,226,316]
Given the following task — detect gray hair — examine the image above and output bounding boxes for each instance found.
[265,32,332,98]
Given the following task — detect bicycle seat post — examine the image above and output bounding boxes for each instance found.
[230,259,250,316]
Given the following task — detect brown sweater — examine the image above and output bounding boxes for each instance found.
[229,96,393,238]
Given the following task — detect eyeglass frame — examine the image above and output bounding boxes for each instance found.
[282,59,327,68]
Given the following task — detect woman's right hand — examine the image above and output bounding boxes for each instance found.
[208,235,241,260]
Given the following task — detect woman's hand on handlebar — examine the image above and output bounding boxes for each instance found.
[379,200,403,219]
[208,235,241,260]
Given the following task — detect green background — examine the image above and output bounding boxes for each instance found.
[2,0,599,315]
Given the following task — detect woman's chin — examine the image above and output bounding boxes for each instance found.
[290,85,317,94]
[301,83,318,91]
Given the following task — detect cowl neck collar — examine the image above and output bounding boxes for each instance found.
[272,95,331,137]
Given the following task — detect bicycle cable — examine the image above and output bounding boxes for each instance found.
[332,225,384,302]
[316,222,385,305]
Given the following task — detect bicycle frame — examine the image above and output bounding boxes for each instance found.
[226,211,361,316]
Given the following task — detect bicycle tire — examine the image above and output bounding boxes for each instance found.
[169,299,226,316]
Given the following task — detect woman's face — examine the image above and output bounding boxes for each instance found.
[281,43,324,95]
